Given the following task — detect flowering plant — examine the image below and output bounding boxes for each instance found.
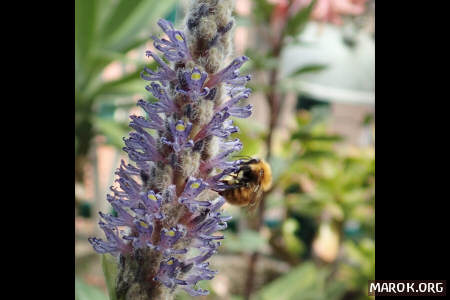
[88,0,252,298]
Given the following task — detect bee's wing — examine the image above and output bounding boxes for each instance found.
[246,183,264,214]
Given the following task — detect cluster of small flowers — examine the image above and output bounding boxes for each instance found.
[89,18,252,297]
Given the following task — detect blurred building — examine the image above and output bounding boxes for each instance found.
[281,21,374,147]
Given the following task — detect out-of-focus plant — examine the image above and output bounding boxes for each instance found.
[266,107,374,299]
[237,0,332,297]
[75,0,177,182]
[76,277,108,300]
[293,0,368,25]
[235,0,371,294]
[254,262,347,300]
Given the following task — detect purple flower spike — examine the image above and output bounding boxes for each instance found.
[176,68,209,100]
[178,177,210,212]
[123,129,164,163]
[215,90,252,119]
[90,14,250,298]
[88,223,131,256]
[215,118,239,139]
[182,286,210,297]
[155,258,185,289]
[194,111,238,141]
[136,100,166,128]
[160,226,185,250]
[181,177,208,200]
[152,19,191,62]
[162,120,194,152]
[180,251,219,296]
[114,166,142,202]
[132,190,164,221]
[225,85,252,97]
[129,219,154,249]
[206,167,241,191]
[161,184,177,204]
[143,190,161,210]
[142,50,177,86]
[103,201,134,228]
[226,74,252,87]
[209,196,227,212]
[144,83,179,114]
[200,138,243,173]
[228,104,253,118]
[206,56,250,88]
[129,114,164,132]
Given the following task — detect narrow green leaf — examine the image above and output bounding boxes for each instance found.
[324,281,347,300]
[95,117,128,149]
[288,64,327,77]
[75,0,100,88]
[100,0,148,42]
[231,118,265,157]
[291,132,343,142]
[90,61,155,99]
[285,0,317,37]
[224,230,268,253]
[268,155,290,184]
[101,0,177,52]
[77,55,115,103]
[256,262,328,300]
[252,0,276,23]
[75,0,99,60]
[102,254,119,300]
[75,277,108,300]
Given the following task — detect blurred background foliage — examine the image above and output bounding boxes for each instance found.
[75,0,177,182]
[75,0,374,299]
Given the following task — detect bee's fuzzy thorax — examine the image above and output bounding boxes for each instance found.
[259,160,272,191]
[247,159,272,191]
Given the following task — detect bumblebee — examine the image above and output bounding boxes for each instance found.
[218,158,272,209]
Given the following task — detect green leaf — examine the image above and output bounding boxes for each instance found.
[75,0,99,65]
[231,118,265,157]
[282,218,305,257]
[77,55,115,102]
[75,0,100,89]
[90,61,156,99]
[255,262,329,300]
[100,0,177,52]
[235,15,252,27]
[95,117,128,149]
[288,64,327,78]
[102,254,119,300]
[285,0,317,37]
[224,230,268,253]
[75,277,108,300]
[252,0,276,23]
[324,281,347,300]
[291,132,343,142]
[245,48,279,71]
[268,155,290,184]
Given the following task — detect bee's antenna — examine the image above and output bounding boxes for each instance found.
[231,155,253,160]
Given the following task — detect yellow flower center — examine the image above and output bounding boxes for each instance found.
[175,124,186,132]
[140,221,148,228]
[148,194,157,201]
[191,72,202,80]
[167,259,174,265]
[190,182,200,189]
[166,230,176,237]
[175,34,183,41]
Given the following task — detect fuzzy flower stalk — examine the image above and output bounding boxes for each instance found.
[88,1,252,299]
